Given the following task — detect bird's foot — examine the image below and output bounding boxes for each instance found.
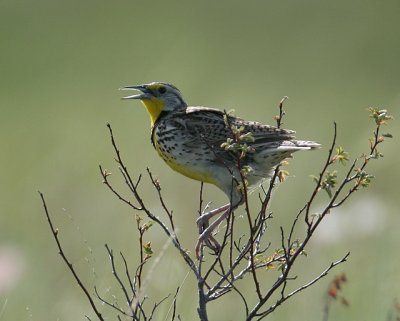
[195,205,232,259]
[196,203,231,232]
[195,232,221,260]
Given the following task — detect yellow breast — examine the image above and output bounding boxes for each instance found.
[152,136,217,184]
[166,159,217,184]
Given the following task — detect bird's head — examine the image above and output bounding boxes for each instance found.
[121,82,187,127]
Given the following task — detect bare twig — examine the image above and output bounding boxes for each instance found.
[148,294,171,321]
[105,244,136,316]
[94,287,131,318]
[103,124,198,277]
[120,252,136,302]
[146,168,176,233]
[39,191,105,321]
[169,287,180,321]
[256,253,350,320]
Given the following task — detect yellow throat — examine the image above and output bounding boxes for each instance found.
[140,98,165,127]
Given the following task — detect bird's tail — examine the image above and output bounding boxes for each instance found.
[284,140,321,150]
[252,140,320,168]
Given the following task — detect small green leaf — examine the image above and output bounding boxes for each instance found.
[356,171,374,188]
[239,132,255,143]
[236,180,249,192]
[335,146,349,165]
[367,107,393,125]
[135,214,143,223]
[278,170,290,182]
[143,242,153,255]
[322,171,338,198]
[240,165,254,177]
[141,220,154,232]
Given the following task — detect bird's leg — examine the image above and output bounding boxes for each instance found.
[202,235,221,255]
[196,203,231,232]
[196,204,229,256]
[195,205,234,259]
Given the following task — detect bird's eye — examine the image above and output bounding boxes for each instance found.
[158,86,167,94]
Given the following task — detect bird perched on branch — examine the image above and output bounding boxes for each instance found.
[121,82,319,258]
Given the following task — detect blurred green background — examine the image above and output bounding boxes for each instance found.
[1,0,399,320]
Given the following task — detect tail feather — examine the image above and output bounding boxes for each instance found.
[281,140,321,150]
[253,140,320,164]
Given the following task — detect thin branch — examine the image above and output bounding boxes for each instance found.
[105,244,135,316]
[146,168,177,233]
[104,124,199,277]
[275,96,288,128]
[256,252,350,319]
[169,287,180,321]
[148,294,171,321]
[99,165,142,211]
[39,191,105,321]
[245,123,340,320]
[120,252,136,302]
[305,122,337,226]
[240,169,262,300]
[94,287,132,318]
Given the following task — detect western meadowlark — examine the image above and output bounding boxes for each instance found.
[121,82,319,257]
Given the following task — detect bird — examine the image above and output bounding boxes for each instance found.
[120,82,320,257]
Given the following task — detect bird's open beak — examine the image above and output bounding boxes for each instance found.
[119,85,152,100]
